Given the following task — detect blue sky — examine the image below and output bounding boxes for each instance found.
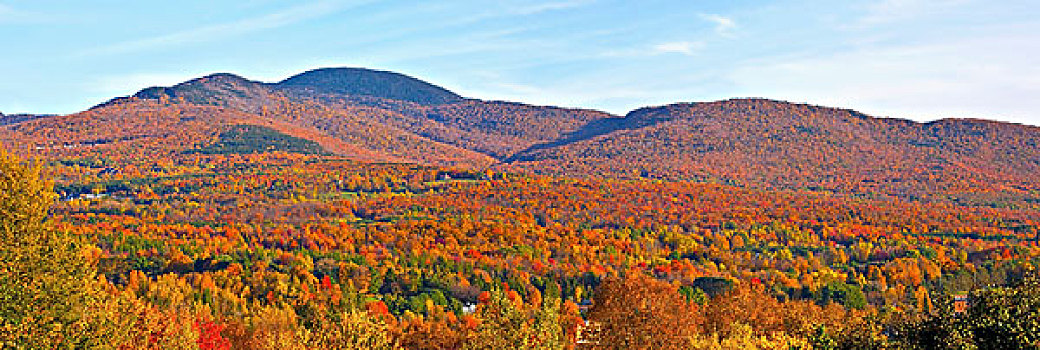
[1,0,1038,125]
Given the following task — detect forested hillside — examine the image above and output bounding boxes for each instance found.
[509,98,1040,207]
[13,70,1040,207]
[1,68,1039,348]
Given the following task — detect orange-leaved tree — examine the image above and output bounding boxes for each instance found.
[585,273,699,349]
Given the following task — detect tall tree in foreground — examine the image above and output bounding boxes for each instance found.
[464,289,564,350]
[0,149,97,347]
[584,273,699,349]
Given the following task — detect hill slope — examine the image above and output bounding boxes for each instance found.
[7,70,1040,207]
[87,68,613,163]
[507,98,1040,206]
[274,67,463,105]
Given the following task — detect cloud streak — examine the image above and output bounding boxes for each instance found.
[652,41,704,56]
[0,3,48,24]
[0,4,15,21]
[854,0,970,26]
[600,40,704,58]
[727,33,1040,123]
[699,13,736,37]
[76,1,358,57]
[508,0,594,15]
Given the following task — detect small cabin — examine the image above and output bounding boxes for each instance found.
[953,293,968,314]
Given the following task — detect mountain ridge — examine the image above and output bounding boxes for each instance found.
[8,67,1040,207]
[93,70,1034,131]
[91,68,617,162]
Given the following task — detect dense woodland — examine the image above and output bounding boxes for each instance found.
[2,146,1038,348]
[2,68,1040,348]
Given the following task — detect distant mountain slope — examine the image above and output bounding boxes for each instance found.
[20,98,496,167]
[507,98,1040,206]
[96,67,463,110]
[93,68,613,162]
[274,67,463,105]
[417,100,614,159]
[82,70,502,167]
[0,112,54,126]
[184,124,329,155]
[95,73,275,113]
[5,102,260,155]
[9,69,1040,207]
[291,93,616,159]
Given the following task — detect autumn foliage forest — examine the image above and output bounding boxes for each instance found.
[1,68,1039,349]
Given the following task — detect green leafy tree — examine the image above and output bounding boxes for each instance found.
[960,275,1040,349]
[889,274,1040,349]
[818,281,867,310]
[464,289,563,350]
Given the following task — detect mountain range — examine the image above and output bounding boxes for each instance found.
[3,67,1039,206]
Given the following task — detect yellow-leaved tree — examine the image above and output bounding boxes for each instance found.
[464,289,563,350]
[0,149,97,347]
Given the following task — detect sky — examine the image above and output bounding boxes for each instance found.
[0,0,1038,125]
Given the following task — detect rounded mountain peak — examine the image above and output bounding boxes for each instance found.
[195,73,253,84]
[274,67,463,105]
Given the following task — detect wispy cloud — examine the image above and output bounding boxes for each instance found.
[76,1,359,57]
[0,4,23,23]
[0,4,14,20]
[508,0,594,15]
[600,40,704,58]
[652,41,703,56]
[857,0,968,26]
[0,3,47,24]
[699,13,736,37]
[727,32,1040,123]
